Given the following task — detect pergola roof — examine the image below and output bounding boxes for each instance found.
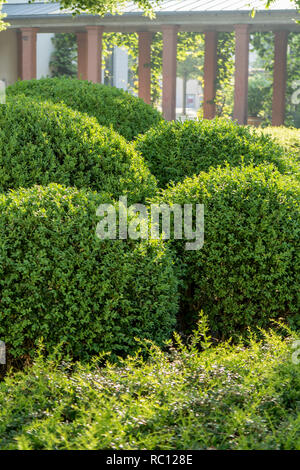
[3,1,300,32]
[124,0,297,12]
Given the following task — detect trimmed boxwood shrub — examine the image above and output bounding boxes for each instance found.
[0,184,178,363]
[0,96,156,203]
[135,118,296,188]
[151,164,300,337]
[7,77,163,140]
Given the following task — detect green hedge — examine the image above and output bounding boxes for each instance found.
[0,184,178,363]
[0,96,156,202]
[135,119,296,188]
[151,164,300,337]
[7,77,163,140]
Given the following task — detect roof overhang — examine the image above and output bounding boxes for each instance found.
[3,4,300,33]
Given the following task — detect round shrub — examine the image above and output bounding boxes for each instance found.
[151,164,300,337]
[0,184,178,363]
[135,118,295,188]
[7,77,163,140]
[0,96,156,203]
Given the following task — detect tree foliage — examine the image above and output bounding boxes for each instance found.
[251,31,300,126]
[38,0,161,16]
[263,0,299,11]
[50,33,77,78]
[102,31,234,111]
[0,1,8,31]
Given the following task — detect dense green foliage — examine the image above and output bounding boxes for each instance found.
[0,184,178,363]
[248,74,271,118]
[0,96,156,202]
[135,118,295,188]
[7,78,163,140]
[151,164,300,337]
[0,326,299,450]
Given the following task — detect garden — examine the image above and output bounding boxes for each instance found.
[0,77,299,450]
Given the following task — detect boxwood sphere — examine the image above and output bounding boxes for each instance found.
[7,77,163,141]
[151,164,300,337]
[0,96,156,203]
[0,184,179,363]
[135,118,296,188]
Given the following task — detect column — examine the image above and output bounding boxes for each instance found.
[138,32,152,105]
[86,26,104,83]
[19,28,38,80]
[272,31,288,126]
[77,32,87,80]
[203,31,218,120]
[162,25,179,121]
[233,24,250,125]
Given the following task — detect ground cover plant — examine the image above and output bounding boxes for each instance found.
[151,164,300,338]
[0,96,156,203]
[0,184,178,365]
[7,77,163,141]
[0,324,299,450]
[135,118,298,188]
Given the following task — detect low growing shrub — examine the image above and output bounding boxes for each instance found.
[0,327,299,450]
[7,77,163,140]
[135,118,296,188]
[151,164,300,337]
[0,184,178,363]
[0,96,156,202]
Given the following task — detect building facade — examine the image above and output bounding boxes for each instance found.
[0,0,299,124]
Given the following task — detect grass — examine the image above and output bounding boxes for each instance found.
[0,319,299,450]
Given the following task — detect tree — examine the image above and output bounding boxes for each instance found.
[50,33,77,78]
